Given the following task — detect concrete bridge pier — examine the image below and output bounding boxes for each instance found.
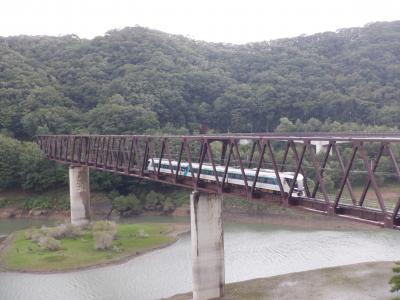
[190,191,225,300]
[69,165,91,226]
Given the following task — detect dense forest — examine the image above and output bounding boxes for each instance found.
[1,21,400,138]
[1,21,400,208]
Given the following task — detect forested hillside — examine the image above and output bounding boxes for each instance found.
[1,20,400,139]
[1,21,400,200]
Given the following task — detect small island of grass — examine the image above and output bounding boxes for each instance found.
[0,221,184,272]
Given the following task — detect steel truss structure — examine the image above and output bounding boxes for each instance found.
[37,134,400,229]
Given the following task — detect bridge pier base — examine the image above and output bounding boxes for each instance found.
[190,191,224,300]
[69,165,90,226]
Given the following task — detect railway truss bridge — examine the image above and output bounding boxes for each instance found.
[37,133,400,300]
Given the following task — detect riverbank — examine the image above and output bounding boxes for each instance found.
[168,261,396,300]
[0,199,380,233]
[0,222,189,273]
[223,208,379,231]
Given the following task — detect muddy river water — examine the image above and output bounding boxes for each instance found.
[0,217,399,300]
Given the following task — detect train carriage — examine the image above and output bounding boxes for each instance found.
[147,158,304,197]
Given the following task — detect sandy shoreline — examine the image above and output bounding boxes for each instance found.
[168,261,397,300]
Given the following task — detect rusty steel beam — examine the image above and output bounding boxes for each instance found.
[248,141,257,168]
[333,143,358,209]
[280,141,290,172]
[359,143,385,207]
[266,140,285,199]
[288,143,307,197]
[333,144,357,206]
[358,142,387,215]
[221,142,234,192]
[307,141,330,204]
[311,142,332,198]
[234,139,249,198]
[290,141,311,197]
[251,142,266,194]
[206,140,220,187]
[36,134,400,229]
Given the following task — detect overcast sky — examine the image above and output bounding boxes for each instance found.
[1,0,400,44]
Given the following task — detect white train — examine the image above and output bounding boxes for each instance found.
[147,158,304,197]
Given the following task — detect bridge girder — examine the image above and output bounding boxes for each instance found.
[36,133,400,229]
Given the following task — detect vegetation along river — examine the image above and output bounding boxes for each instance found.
[0,216,399,300]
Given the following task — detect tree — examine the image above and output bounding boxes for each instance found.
[86,104,159,134]
[0,135,21,189]
[144,191,165,211]
[276,118,296,132]
[113,194,142,215]
[390,261,400,296]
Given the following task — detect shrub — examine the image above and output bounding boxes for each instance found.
[92,221,117,236]
[25,229,43,242]
[390,261,400,295]
[137,229,149,238]
[92,221,117,251]
[94,231,114,250]
[113,194,142,215]
[0,197,8,208]
[23,197,52,210]
[144,191,165,211]
[45,224,81,239]
[27,224,81,242]
[162,197,176,212]
[38,236,62,251]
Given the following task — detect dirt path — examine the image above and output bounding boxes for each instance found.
[168,261,397,300]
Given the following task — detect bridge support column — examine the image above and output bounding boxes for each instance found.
[69,165,90,226]
[190,191,224,300]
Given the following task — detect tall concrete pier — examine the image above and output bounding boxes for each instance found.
[69,165,90,225]
[190,191,225,300]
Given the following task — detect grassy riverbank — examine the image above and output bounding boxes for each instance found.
[169,261,396,300]
[0,222,184,272]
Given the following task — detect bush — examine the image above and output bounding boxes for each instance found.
[94,231,114,250]
[113,194,142,215]
[25,229,43,242]
[92,221,117,251]
[0,197,8,208]
[144,191,165,211]
[137,229,149,238]
[23,197,52,210]
[26,224,81,243]
[390,261,400,294]
[162,197,176,212]
[37,236,62,251]
[92,221,117,235]
[44,224,81,239]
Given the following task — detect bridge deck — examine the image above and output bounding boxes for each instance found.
[37,134,400,229]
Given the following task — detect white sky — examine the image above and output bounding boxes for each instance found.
[1,0,400,44]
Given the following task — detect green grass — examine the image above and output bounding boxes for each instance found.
[0,223,175,271]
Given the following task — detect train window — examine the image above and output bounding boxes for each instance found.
[231,173,243,180]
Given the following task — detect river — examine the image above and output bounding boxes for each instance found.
[0,217,399,300]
